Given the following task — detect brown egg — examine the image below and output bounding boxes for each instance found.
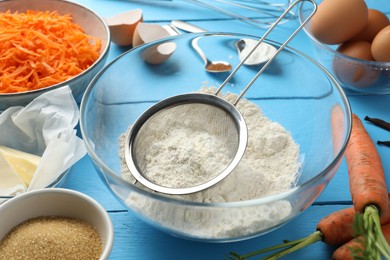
[310,0,368,44]
[333,41,380,88]
[371,25,390,62]
[351,9,390,42]
[106,9,143,46]
[337,41,374,60]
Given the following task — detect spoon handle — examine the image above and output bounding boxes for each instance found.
[163,23,208,66]
[190,36,210,66]
[171,20,206,33]
[164,23,211,70]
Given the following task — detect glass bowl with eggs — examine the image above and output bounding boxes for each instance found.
[80,32,352,242]
[299,0,390,94]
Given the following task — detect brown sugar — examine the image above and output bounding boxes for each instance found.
[206,63,232,72]
[0,216,102,260]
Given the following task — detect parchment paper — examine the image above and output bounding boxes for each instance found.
[0,86,86,196]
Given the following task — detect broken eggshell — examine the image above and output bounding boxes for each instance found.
[106,9,143,46]
[141,42,177,65]
[134,22,176,64]
[132,22,172,47]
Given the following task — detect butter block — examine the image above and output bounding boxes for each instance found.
[0,146,41,187]
[0,154,26,196]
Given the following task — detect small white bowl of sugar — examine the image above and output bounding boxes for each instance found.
[0,188,113,260]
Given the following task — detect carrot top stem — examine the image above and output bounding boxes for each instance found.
[261,232,322,260]
[227,231,322,260]
[354,205,390,259]
[227,237,304,259]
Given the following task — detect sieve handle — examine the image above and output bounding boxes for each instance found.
[214,0,317,106]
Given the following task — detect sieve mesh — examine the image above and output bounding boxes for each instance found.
[133,102,239,189]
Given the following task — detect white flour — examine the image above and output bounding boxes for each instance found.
[119,87,301,239]
[137,103,232,189]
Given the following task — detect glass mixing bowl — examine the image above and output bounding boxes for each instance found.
[299,0,390,95]
[80,32,351,242]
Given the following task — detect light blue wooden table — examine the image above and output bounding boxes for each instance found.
[63,1,390,259]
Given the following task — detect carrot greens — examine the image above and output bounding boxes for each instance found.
[227,234,321,260]
[351,206,390,259]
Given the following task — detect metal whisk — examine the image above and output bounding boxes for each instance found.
[131,0,295,28]
[183,0,295,28]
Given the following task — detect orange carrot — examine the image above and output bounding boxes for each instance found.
[342,114,390,258]
[346,114,389,222]
[0,10,101,93]
[318,195,390,246]
[332,237,365,260]
[317,207,356,246]
[332,223,390,260]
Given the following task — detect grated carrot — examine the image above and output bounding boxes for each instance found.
[0,10,102,94]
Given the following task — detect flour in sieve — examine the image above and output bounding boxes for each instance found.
[136,103,233,189]
[119,86,300,203]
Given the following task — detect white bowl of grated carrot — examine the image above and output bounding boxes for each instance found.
[0,0,110,111]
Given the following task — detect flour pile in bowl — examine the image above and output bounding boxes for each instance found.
[118,86,301,239]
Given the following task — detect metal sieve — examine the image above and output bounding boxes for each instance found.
[124,0,317,195]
